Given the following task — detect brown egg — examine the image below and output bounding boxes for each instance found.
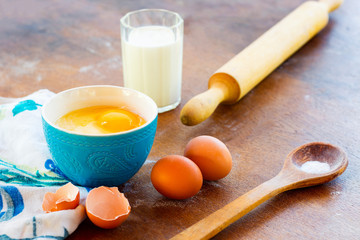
[42,182,80,213]
[184,135,232,181]
[151,155,203,200]
[85,186,131,229]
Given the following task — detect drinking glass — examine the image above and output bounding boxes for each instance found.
[121,9,184,113]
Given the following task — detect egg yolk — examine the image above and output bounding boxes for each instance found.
[55,106,146,134]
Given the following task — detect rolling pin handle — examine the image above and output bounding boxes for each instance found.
[180,82,229,126]
[319,0,343,12]
[180,73,241,126]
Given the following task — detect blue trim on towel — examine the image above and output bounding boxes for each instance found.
[12,100,42,117]
[32,217,37,238]
[0,186,24,221]
[0,228,69,239]
[0,159,67,187]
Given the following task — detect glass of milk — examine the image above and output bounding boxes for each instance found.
[120,9,184,113]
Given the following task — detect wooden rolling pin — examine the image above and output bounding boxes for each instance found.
[180,0,343,126]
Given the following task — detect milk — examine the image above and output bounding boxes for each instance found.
[121,26,183,112]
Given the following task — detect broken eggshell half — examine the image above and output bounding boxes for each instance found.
[42,182,80,213]
[85,186,131,229]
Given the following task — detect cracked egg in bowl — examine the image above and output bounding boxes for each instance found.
[41,85,158,187]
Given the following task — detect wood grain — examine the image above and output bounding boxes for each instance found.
[0,0,359,239]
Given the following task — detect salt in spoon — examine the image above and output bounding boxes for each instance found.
[171,142,348,240]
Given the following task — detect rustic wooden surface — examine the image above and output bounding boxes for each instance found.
[1,0,359,239]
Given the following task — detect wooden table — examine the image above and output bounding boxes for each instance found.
[1,0,359,239]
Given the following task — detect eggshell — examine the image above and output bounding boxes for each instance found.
[42,182,80,213]
[85,186,131,229]
[184,135,232,180]
[151,155,203,200]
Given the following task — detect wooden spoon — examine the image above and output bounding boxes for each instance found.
[170,142,348,240]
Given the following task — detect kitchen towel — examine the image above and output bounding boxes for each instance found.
[0,89,87,239]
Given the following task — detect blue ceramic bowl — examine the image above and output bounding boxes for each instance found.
[42,85,158,187]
